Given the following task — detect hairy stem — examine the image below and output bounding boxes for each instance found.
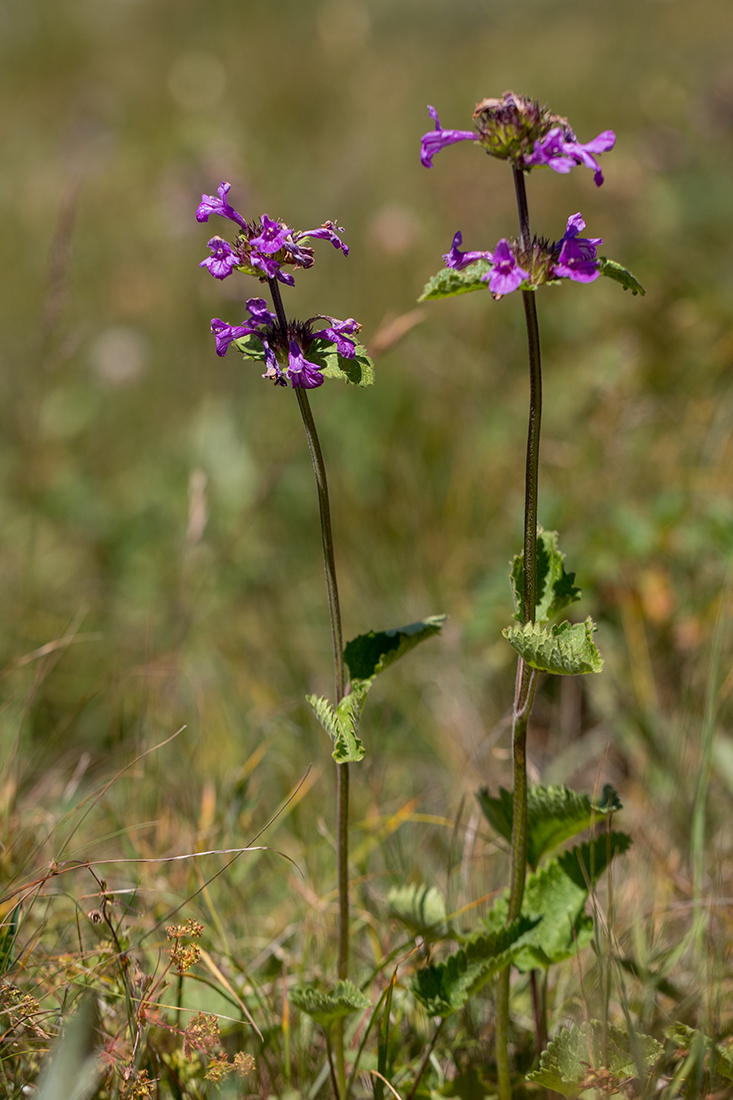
[495,169,544,1100]
[269,278,349,1095]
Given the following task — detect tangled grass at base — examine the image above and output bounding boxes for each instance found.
[3,2,733,1097]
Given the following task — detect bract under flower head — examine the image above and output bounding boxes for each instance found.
[209,298,363,390]
[421,92,615,186]
[197,182,349,286]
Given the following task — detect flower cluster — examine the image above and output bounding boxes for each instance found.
[444,213,602,299]
[197,182,348,285]
[421,91,615,186]
[211,298,362,389]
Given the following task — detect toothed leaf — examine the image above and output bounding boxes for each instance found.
[306,681,369,763]
[476,783,622,870]
[411,916,538,1017]
[526,1021,662,1097]
[344,615,445,682]
[290,979,371,1029]
[503,617,603,675]
[234,335,374,387]
[664,1024,733,1083]
[510,528,581,624]
[483,833,631,970]
[597,256,646,296]
[386,884,447,940]
[418,260,492,302]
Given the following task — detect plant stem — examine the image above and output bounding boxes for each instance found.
[268,277,350,1096]
[406,1018,444,1100]
[495,169,544,1100]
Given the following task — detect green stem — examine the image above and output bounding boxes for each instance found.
[268,278,349,1097]
[495,169,544,1100]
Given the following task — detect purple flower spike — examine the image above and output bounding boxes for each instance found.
[443,230,493,270]
[200,236,239,280]
[483,239,529,297]
[420,105,479,168]
[288,341,324,388]
[245,297,277,326]
[525,127,616,186]
[196,182,247,229]
[552,212,602,283]
[316,316,360,358]
[211,317,258,357]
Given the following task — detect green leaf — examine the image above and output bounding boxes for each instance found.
[306,680,370,763]
[233,334,375,387]
[36,996,101,1100]
[290,979,371,1029]
[597,256,646,296]
[503,617,603,675]
[483,833,631,970]
[664,1023,733,1083]
[476,783,623,870]
[526,1021,662,1097]
[411,916,538,1017]
[386,884,447,940]
[418,260,492,302]
[344,615,446,682]
[510,528,581,624]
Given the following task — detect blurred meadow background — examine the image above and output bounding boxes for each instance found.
[3,0,733,1092]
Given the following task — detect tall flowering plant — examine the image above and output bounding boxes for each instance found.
[414,92,644,1099]
[197,183,444,1099]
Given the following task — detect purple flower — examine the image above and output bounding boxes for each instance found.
[293,221,349,256]
[550,212,602,282]
[196,182,247,229]
[443,230,493,271]
[314,316,360,358]
[249,214,292,255]
[210,317,259,357]
[524,127,616,186]
[420,105,479,168]
[483,239,530,297]
[287,341,324,388]
[199,237,239,280]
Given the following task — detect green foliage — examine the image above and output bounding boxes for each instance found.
[234,334,375,387]
[0,905,20,976]
[665,1023,733,1083]
[411,916,538,1017]
[306,681,369,762]
[482,833,631,970]
[386,883,447,939]
[418,260,492,301]
[35,996,101,1100]
[289,979,371,1029]
[526,1020,662,1097]
[344,615,446,681]
[597,256,646,295]
[503,617,604,675]
[510,528,581,624]
[476,783,622,870]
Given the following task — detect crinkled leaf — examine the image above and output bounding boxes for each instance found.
[307,680,370,763]
[503,617,603,675]
[411,916,538,1017]
[597,256,646,296]
[386,884,447,940]
[664,1023,733,1083]
[290,979,371,1029]
[344,615,446,682]
[233,334,374,387]
[483,833,631,970]
[510,528,581,625]
[476,783,622,870]
[306,337,375,387]
[418,260,492,302]
[527,1021,662,1097]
